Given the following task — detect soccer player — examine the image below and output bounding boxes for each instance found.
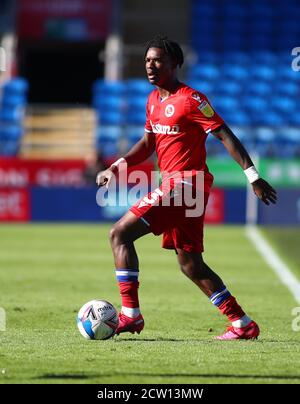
[96,36,277,340]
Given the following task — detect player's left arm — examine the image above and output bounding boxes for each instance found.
[211,124,277,205]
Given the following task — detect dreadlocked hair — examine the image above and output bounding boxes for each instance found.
[144,35,184,68]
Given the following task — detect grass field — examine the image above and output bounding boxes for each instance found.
[1,224,300,384]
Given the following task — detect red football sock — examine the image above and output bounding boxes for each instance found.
[118,281,140,309]
[217,296,246,322]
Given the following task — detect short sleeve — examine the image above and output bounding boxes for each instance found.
[144,96,153,133]
[186,92,224,133]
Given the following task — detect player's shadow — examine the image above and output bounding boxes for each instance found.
[114,337,189,342]
[35,374,97,380]
[118,372,300,381]
[35,372,300,382]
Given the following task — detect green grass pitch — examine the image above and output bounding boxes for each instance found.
[1,224,300,384]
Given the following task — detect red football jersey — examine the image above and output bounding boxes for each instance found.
[144,83,224,176]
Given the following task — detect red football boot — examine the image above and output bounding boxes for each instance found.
[215,321,260,340]
[115,312,144,335]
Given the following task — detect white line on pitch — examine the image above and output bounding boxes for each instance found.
[246,225,300,304]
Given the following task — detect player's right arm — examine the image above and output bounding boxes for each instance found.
[96,131,155,187]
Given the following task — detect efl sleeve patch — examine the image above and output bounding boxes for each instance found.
[198,100,215,118]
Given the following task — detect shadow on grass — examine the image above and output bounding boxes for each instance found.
[35,374,92,380]
[35,372,300,381]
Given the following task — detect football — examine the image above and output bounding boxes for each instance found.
[77,299,119,340]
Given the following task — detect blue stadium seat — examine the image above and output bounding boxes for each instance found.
[2,77,29,95]
[252,51,278,65]
[192,3,215,17]
[221,35,246,51]
[278,66,300,80]
[232,126,255,151]
[225,111,251,126]
[217,81,242,96]
[258,111,285,126]
[0,124,23,156]
[251,17,273,30]
[126,111,146,126]
[188,64,219,81]
[221,64,248,80]
[96,125,122,141]
[126,79,152,96]
[222,4,247,18]
[0,106,25,123]
[274,81,298,97]
[96,138,119,158]
[1,93,27,108]
[205,133,227,156]
[185,80,214,95]
[248,35,273,50]
[250,3,274,18]
[194,52,218,65]
[271,96,296,114]
[255,127,278,157]
[278,128,300,157]
[127,95,147,125]
[125,125,144,149]
[246,81,272,97]
[98,110,124,125]
[213,96,240,121]
[95,125,122,158]
[0,124,22,140]
[92,80,126,96]
[222,52,250,66]
[250,65,276,81]
[93,94,124,111]
[288,114,300,126]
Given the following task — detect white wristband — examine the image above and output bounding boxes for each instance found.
[111,157,127,172]
[244,166,260,184]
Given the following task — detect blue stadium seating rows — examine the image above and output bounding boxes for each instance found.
[0,77,28,156]
[93,68,299,158]
[187,0,300,158]
[191,0,300,52]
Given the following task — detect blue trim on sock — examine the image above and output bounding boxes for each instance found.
[117,275,139,282]
[115,268,139,283]
[210,286,231,307]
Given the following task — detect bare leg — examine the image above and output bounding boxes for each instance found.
[176,249,224,297]
[109,211,150,269]
[110,211,150,330]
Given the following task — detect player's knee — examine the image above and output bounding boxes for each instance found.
[180,262,196,279]
[109,223,127,246]
[179,257,207,280]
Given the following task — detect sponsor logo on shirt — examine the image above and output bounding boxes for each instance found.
[165,104,175,117]
[150,121,180,135]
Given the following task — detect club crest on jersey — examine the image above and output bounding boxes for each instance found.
[165,104,175,117]
[198,100,215,117]
[192,92,202,102]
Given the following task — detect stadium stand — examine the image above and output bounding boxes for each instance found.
[0,77,28,156]
[187,0,300,158]
[2,0,298,161]
[90,0,299,161]
[20,106,96,159]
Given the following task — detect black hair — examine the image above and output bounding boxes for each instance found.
[144,35,184,68]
